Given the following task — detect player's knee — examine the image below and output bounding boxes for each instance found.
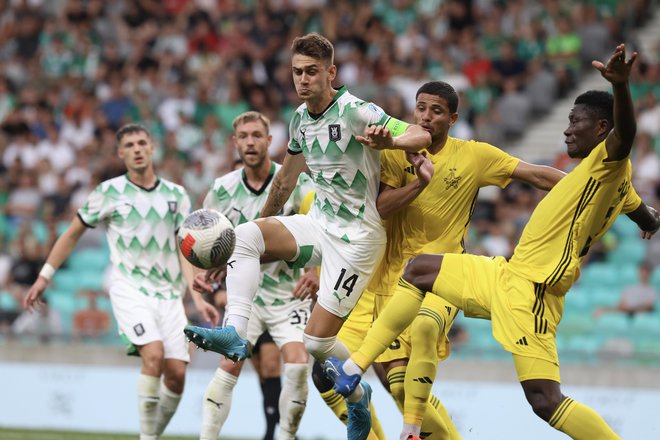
[311,359,334,392]
[525,388,564,421]
[411,313,443,345]
[402,255,439,292]
[302,333,336,362]
[163,370,185,394]
[234,222,266,256]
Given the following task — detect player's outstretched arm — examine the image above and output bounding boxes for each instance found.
[510,161,566,191]
[627,203,660,239]
[356,124,431,153]
[593,44,638,161]
[261,152,307,217]
[23,216,88,313]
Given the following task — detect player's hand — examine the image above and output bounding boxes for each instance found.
[193,272,215,294]
[195,299,221,327]
[356,125,394,150]
[592,44,637,85]
[641,205,659,240]
[407,152,434,188]
[292,269,319,301]
[23,277,48,313]
[204,264,227,285]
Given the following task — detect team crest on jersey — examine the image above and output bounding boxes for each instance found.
[329,124,341,141]
[444,168,462,189]
[168,201,178,213]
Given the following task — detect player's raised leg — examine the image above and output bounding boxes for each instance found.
[185,217,300,360]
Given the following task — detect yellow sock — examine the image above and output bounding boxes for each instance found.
[352,278,425,370]
[387,366,406,413]
[388,365,461,439]
[319,389,385,440]
[549,397,620,439]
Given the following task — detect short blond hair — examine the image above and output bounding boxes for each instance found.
[232,111,270,132]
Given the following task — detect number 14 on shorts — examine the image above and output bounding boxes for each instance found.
[333,268,359,300]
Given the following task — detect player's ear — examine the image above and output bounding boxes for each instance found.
[328,64,337,82]
[449,112,459,126]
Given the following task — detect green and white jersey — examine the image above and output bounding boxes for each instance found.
[288,86,408,242]
[204,162,315,307]
[78,175,191,299]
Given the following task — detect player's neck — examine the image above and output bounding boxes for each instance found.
[427,136,447,155]
[306,87,337,114]
[244,160,272,187]
[127,167,158,188]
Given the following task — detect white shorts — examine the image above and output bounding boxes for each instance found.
[246,300,312,348]
[273,214,385,319]
[109,279,190,362]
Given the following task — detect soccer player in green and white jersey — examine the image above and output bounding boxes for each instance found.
[24,124,219,440]
[184,33,431,440]
[195,111,316,440]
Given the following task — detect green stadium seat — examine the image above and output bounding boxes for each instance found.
[607,240,646,265]
[651,267,660,291]
[53,271,81,293]
[630,313,660,335]
[611,216,641,238]
[578,262,619,288]
[617,264,640,285]
[68,248,110,272]
[560,335,602,364]
[0,290,17,310]
[589,286,622,308]
[559,314,594,334]
[594,314,631,335]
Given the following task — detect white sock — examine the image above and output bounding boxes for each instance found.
[155,383,182,435]
[138,374,160,438]
[302,333,351,363]
[400,423,422,440]
[278,363,309,440]
[342,359,364,376]
[200,368,238,440]
[225,222,265,338]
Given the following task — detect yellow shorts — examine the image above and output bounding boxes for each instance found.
[433,254,565,369]
[338,288,376,353]
[373,291,458,364]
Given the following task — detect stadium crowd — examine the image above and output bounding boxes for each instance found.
[0,0,658,348]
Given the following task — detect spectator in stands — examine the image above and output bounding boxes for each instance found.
[72,289,111,340]
[12,297,63,343]
[594,262,658,319]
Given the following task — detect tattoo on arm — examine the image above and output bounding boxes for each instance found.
[261,177,292,217]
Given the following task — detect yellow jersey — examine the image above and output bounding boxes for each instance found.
[508,141,642,295]
[369,136,520,295]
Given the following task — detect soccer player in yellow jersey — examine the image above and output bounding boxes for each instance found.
[317,80,565,438]
[324,44,660,440]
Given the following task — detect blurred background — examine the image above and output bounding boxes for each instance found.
[0,0,658,439]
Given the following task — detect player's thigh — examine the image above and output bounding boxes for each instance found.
[492,269,564,368]
[259,300,310,352]
[256,342,281,378]
[432,254,504,319]
[157,297,191,362]
[109,281,161,349]
[266,214,322,268]
[254,217,299,262]
[316,236,386,320]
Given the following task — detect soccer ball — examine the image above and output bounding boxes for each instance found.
[177,209,236,269]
